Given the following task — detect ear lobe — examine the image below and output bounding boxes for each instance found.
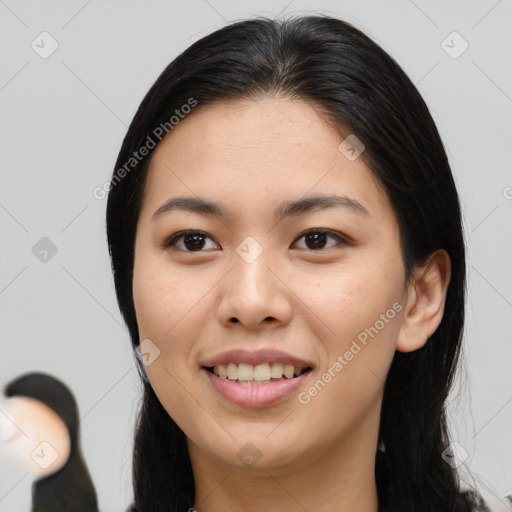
[396,249,451,353]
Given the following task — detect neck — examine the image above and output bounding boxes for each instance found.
[189,407,381,512]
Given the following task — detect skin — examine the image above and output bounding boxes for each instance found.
[0,397,70,479]
[133,96,451,512]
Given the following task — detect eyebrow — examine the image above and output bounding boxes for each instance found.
[151,194,369,223]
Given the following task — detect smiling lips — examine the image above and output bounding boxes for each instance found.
[212,362,308,383]
[201,349,313,407]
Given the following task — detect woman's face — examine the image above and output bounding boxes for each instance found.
[133,96,410,471]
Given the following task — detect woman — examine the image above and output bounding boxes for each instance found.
[107,15,493,512]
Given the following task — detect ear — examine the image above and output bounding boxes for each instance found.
[396,249,451,353]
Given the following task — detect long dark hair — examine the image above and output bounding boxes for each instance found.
[106,15,488,512]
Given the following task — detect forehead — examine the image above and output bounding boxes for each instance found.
[150,96,346,169]
[142,96,391,219]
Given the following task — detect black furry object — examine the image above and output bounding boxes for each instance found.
[5,372,99,512]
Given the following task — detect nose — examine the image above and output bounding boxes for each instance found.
[216,246,293,331]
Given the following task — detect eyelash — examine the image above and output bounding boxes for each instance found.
[161,229,351,252]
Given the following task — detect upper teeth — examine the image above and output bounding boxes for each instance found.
[213,363,305,381]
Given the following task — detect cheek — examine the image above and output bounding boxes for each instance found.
[294,254,404,342]
[133,265,177,340]
[133,265,215,344]
[290,247,404,412]
[133,245,192,340]
[133,264,198,424]
[132,253,210,392]
[291,264,403,445]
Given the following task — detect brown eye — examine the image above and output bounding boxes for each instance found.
[163,231,219,252]
[292,229,350,251]
[162,229,350,253]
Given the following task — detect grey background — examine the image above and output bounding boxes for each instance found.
[1,0,511,510]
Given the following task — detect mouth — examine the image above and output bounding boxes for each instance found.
[202,363,313,385]
[201,363,313,408]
